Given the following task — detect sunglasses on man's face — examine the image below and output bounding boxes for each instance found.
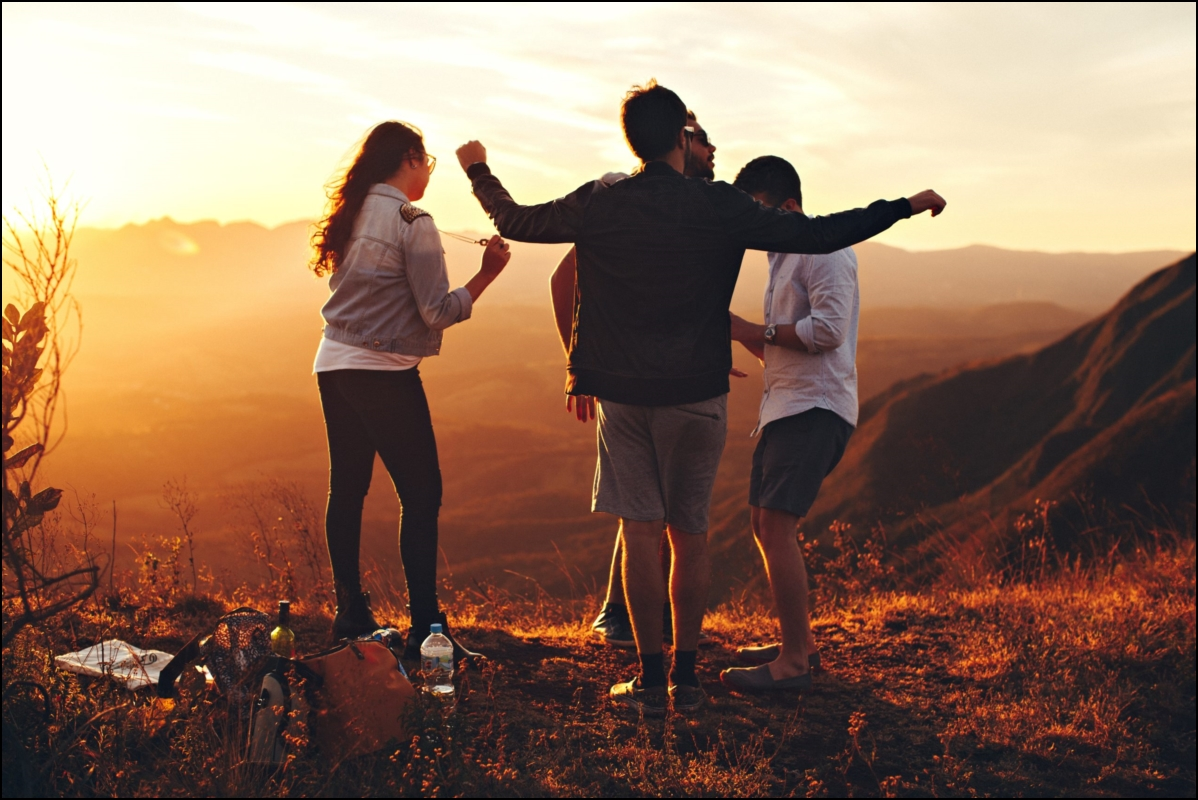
[684,128,714,148]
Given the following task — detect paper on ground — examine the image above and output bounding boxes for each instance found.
[55,639,211,691]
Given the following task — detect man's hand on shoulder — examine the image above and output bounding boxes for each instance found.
[456,141,487,172]
[907,190,946,217]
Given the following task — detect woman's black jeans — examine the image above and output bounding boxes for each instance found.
[317,368,442,631]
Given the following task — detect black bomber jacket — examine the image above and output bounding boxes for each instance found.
[467,161,911,406]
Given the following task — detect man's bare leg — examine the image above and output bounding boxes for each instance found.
[604,535,624,604]
[665,524,710,653]
[620,518,667,682]
[752,506,814,679]
[605,527,670,605]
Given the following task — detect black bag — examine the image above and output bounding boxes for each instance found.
[157,607,273,701]
[246,656,320,765]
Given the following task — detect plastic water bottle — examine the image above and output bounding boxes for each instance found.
[420,623,454,702]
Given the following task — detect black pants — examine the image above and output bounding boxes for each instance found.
[317,368,442,630]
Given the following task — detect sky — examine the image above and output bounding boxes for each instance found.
[2,2,1194,253]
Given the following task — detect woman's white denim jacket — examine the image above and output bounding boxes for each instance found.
[321,184,472,356]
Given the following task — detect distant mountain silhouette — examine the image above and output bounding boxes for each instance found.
[850,242,1185,312]
[806,254,1196,569]
[18,217,1192,594]
[62,218,1182,314]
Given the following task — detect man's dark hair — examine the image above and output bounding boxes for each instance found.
[621,80,688,162]
[733,155,802,209]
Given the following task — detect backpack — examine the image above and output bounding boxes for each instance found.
[157,607,273,701]
[247,637,416,765]
[246,656,316,765]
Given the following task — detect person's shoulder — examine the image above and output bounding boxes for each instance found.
[811,244,857,274]
[698,178,743,196]
[599,171,631,186]
[697,178,760,209]
[400,203,432,224]
[400,207,440,248]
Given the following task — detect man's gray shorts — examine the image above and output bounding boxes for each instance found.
[592,395,727,534]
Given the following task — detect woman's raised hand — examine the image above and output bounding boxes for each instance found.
[481,235,511,277]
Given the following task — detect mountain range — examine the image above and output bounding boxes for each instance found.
[6,217,1190,595]
[806,254,1196,571]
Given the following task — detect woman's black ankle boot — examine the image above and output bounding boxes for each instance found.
[331,582,380,641]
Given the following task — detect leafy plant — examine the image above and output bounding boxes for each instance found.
[2,189,95,647]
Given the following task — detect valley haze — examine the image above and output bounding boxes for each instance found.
[16,217,1187,597]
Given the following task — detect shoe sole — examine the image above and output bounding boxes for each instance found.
[737,649,821,670]
[610,695,667,717]
[720,668,812,692]
[672,700,705,713]
[593,629,636,648]
[669,691,707,713]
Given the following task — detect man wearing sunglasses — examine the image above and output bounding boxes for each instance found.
[457,80,945,716]
[551,112,721,653]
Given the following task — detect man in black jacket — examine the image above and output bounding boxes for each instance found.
[456,80,945,715]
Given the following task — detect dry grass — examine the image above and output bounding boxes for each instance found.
[2,526,1194,797]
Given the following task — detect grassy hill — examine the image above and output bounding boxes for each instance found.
[24,218,1176,596]
[806,255,1196,573]
[2,533,1192,797]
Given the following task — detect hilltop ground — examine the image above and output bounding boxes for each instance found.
[3,532,1193,798]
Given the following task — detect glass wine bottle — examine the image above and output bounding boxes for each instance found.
[270,600,296,658]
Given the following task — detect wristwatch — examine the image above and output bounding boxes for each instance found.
[763,324,778,345]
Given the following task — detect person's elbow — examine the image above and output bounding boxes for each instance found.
[419,309,456,332]
[811,319,849,352]
[418,299,467,331]
[490,205,525,238]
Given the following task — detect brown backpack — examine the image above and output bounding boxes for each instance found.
[281,639,416,762]
[245,637,414,761]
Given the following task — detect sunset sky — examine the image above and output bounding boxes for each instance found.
[2,2,1194,253]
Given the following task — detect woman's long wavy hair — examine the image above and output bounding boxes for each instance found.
[310,121,425,276]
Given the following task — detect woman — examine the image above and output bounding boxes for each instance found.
[311,121,510,660]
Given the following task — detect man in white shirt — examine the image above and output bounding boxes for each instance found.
[724,155,862,691]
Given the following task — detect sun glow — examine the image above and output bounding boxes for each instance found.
[2,3,1194,253]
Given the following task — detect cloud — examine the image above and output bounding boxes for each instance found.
[190,51,342,88]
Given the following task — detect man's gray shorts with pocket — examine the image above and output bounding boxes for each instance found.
[592,394,728,534]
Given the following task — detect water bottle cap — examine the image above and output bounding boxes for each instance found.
[429,623,443,634]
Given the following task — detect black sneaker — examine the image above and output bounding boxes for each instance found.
[591,603,635,648]
[609,677,667,717]
[669,682,707,713]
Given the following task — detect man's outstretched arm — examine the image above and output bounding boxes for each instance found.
[457,141,597,244]
[714,182,946,255]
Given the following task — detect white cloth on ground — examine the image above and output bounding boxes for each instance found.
[55,639,211,691]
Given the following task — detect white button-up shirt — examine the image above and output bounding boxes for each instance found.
[753,238,860,436]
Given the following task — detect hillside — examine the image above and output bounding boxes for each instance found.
[806,254,1196,568]
[3,540,1193,798]
[6,218,1184,594]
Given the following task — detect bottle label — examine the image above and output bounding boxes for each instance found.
[422,653,452,673]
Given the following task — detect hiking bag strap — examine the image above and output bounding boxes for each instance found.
[156,630,205,698]
[290,658,324,691]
